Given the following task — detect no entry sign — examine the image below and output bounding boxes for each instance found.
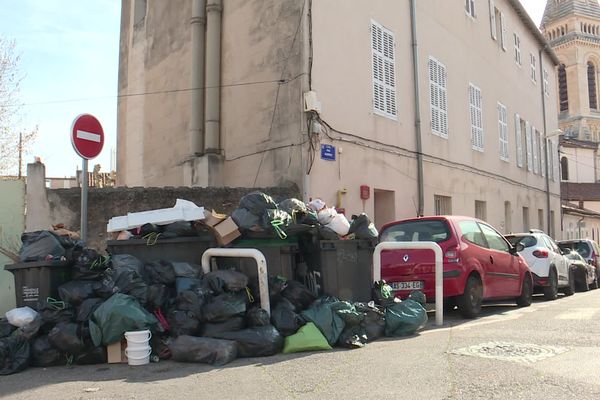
[71,114,104,159]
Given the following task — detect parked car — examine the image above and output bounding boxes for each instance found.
[379,216,532,318]
[504,230,574,300]
[558,239,600,288]
[561,250,597,291]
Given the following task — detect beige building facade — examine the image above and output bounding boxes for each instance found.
[117,0,561,233]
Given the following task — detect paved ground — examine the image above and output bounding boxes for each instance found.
[2,291,600,400]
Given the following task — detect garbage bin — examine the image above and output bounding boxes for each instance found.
[4,261,71,310]
[298,238,375,302]
[106,235,215,264]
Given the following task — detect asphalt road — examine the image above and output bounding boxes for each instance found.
[2,291,600,400]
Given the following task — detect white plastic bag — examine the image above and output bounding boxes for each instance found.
[317,207,337,225]
[5,306,38,327]
[308,199,326,212]
[326,213,350,236]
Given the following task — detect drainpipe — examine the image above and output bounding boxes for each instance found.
[190,0,206,156]
[410,0,424,217]
[205,0,223,153]
[540,47,552,234]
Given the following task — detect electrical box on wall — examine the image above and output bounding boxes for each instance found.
[360,185,370,200]
[303,91,322,113]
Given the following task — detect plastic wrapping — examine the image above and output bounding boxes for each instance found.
[5,306,38,328]
[168,335,237,366]
[283,322,332,353]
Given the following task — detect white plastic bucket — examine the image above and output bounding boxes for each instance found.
[125,347,151,366]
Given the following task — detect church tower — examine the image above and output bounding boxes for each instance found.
[542,0,600,141]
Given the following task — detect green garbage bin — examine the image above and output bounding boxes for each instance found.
[106,235,215,264]
[4,261,71,310]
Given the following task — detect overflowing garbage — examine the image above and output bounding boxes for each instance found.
[1,193,427,375]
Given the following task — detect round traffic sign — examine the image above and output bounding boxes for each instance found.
[71,114,104,160]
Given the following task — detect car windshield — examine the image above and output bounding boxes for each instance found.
[380,220,451,243]
[565,252,584,262]
[560,242,591,257]
[506,235,537,248]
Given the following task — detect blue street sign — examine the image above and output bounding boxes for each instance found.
[321,144,336,161]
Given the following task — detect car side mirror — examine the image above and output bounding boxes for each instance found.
[511,243,524,254]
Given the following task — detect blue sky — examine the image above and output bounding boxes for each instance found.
[0,1,544,178]
[0,0,120,177]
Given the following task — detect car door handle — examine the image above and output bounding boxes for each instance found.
[489,255,494,264]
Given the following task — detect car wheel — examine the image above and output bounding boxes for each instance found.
[563,269,575,296]
[579,270,590,292]
[458,275,483,319]
[590,276,598,290]
[516,273,532,307]
[543,268,559,300]
[443,298,456,313]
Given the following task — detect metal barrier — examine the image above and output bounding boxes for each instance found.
[201,248,271,315]
[372,242,444,326]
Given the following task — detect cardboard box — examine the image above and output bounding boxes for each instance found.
[212,217,241,246]
[107,339,128,364]
[203,209,228,227]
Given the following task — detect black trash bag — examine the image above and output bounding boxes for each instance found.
[318,226,340,240]
[101,261,148,304]
[231,208,263,231]
[239,191,277,216]
[172,262,203,278]
[271,298,306,336]
[202,292,247,323]
[144,260,177,285]
[204,270,248,292]
[278,198,308,216]
[110,254,144,272]
[246,307,270,327]
[146,285,170,311]
[301,299,346,346]
[212,325,284,357]
[268,276,288,307]
[337,325,368,349]
[298,210,319,226]
[39,300,75,331]
[0,336,30,375]
[72,249,110,281]
[174,290,205,318]
[58,280,102,306]
[167,310,201,337]
[348,213,379,240]
[202,273,226,295]
[281,280,316,311]
[331,301,364,326]
[16,315,43,341]
[384,296,428,337]
[200,316,245,337]
[175,277,202,295]
[76,298,104,322]
[355,302,386,342]
[75,346,107,365]
[168,335,237,366]
[19,230,66,262]
[0,318,16,338]
[262,209,292,233]
[139,223,162,237]
[161,221,197,238]
[48,322,85,355]
[371,280,398,307]
[31,336,65,367]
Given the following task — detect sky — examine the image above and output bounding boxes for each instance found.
[0,0,546,178]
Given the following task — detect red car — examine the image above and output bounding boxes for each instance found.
[379,216,533,318]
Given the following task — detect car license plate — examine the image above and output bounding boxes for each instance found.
[389,281,424,291]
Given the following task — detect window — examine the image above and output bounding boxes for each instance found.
[550,211,555,237]
[588,62,597,110]
[552,141,559,181]
[525,121,533,172]
[429,57,448,137]
[530,53,537,82]
[538,209,544,230]
[543,69,550,96]
[469,83,484,151]
[475,200,487,221]
[134,0,147,25]
[547,139,554,180]
[480,223,510,252]
[466,0,475,18]
[498,102,508,161]
[514,33,521,65]
[379,220,451,243]
[489,0,497,40]
[504,201,512,233]
[500,12,507,51]
[523,207,530,231]
[371,21,397,119]
[515,113,523,167]
[434,195,452,215]
[532,127,539,174]
[561,156,569,180]
[559,64,568,112]
[459,221,487,247]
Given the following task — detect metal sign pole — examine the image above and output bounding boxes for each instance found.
[81,158,88,244]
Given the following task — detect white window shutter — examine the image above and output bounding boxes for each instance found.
[429,57,448,137]
[498,103,508,160]
[515,113,523,167]
[470,84,483,151]
[489,0,497,40]
[525,121,533,171]
[371,21,396,119]
[500,12,507,51]
[532,127,539,174]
